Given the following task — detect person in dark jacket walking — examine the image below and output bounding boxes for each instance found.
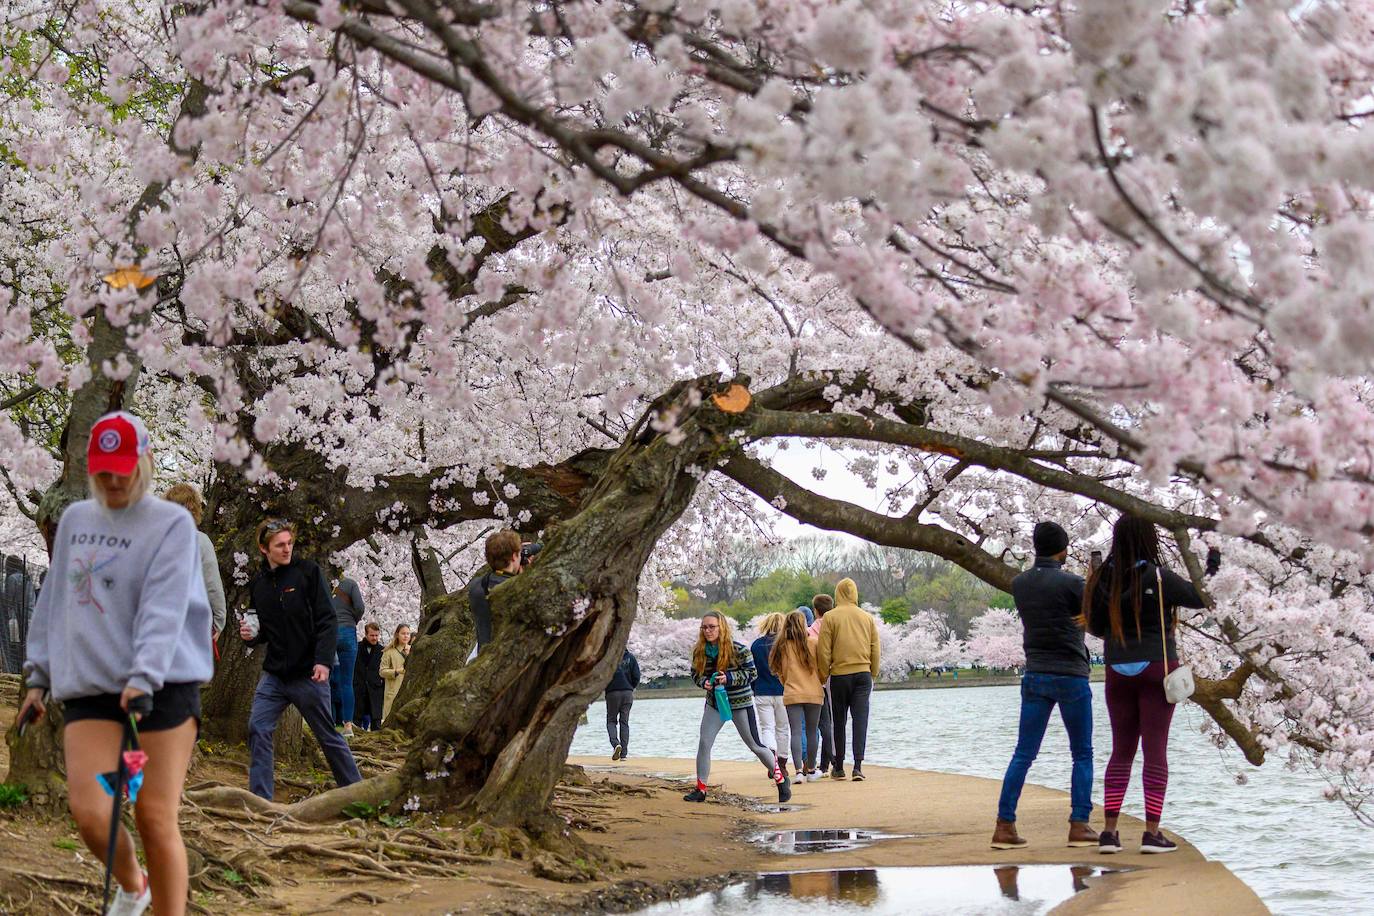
[1085,515,1218,855]
[605,648,641,759]
[241,519,361,800]
[353,622,385,731]
[991,522,1097,851]
[329,572,365,736]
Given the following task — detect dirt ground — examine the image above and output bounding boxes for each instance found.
[0,692,1268,915]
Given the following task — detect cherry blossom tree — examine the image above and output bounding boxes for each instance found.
[3,0,1374,831]
[967,608,1027,671]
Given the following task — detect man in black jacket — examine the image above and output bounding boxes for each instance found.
[604,648,641,760]
[241,519,361,799]
[353,622,385,731]
[991,522,1097,850]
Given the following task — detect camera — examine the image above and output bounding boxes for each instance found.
[520,541,543,568]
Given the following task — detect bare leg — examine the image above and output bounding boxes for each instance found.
[63,720,143,893]
[135,719,197,916]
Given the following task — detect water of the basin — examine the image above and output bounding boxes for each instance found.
[633,865,1108,915]
[572,685,1371,915]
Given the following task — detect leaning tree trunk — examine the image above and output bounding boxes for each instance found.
[391,378,754,829]
[386,588,475,735]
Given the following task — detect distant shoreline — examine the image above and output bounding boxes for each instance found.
[632,667,1107,701]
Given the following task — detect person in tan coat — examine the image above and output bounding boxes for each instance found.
[816,578,879,781]
[770,610,824,783]
[379,624,411,724]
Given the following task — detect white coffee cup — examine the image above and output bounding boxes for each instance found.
[242,610,259,639]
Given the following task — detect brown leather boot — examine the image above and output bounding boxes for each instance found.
[990,820,1028,849]
[1067,821,1099,847]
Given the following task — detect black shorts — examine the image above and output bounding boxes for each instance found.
[62,681,202,733]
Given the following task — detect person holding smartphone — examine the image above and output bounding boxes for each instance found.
[19,412,213,916]
[241,518,361,799]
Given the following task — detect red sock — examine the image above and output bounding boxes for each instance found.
[696,779,707,793]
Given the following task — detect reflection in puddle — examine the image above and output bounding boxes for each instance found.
[634,865,1114,914]
[751,828,914,855]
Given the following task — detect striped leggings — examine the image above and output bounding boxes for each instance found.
[1104,662,1176,823]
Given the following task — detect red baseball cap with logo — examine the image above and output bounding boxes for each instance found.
[87,411,151,476]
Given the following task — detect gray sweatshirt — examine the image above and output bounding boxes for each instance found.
[333,576,365,629]
[23,496,214,701]
[198,531,227,634]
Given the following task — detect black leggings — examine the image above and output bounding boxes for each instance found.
[829,672,873,767]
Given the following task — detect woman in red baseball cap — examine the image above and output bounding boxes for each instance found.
[19,411,213,916]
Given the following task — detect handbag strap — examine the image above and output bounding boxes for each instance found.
[1156,567,1171,675]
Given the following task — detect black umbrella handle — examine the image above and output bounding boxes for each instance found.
[101,742,129,915]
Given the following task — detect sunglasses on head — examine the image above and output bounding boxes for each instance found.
[261,519,292,543]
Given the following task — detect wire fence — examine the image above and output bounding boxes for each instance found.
[1,553,42,676]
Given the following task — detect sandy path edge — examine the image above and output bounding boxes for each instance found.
[568,756,1270,916]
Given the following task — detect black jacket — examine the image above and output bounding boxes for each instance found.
[1087,560,1205,664]
[247,558,336,680]
[466,568,513,650]
[606,650,641,694]
[1012,557,1089,677]
[353,639,385,721]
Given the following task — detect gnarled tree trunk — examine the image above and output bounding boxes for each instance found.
[390,378,753,829]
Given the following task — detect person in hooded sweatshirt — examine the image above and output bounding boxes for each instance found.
[816,579,879,781]
[604,647,641,759]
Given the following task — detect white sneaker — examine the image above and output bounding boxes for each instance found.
[108,873,151,916]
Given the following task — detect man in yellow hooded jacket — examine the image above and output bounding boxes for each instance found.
[816,578,880,781]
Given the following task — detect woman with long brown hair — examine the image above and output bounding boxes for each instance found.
[685,611,792,804]
[770,610,824,783]
[1083,515,1218,855]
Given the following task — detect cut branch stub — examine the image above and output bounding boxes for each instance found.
[711,383,752,414]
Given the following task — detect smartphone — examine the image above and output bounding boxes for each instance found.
[1090,550,1103,571]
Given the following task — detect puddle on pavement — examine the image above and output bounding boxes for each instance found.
[751,828,914,854]
[633,864,1116,915]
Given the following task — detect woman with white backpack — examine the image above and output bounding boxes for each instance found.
[1083,515,1218,856]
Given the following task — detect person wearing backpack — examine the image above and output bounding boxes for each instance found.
[1084,515,1219,855]
[604,647,641,759]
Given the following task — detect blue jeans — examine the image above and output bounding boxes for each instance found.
[996,673,1093,823]
[248,672,362,799]
[330,625,357,725]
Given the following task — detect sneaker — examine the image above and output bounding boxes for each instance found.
[806,770,824,782]
[776,776,792,804]
[108,873,151,916]
[1067,822,1099,847]
[851,765,865,782]
[1098,830,1123,854]
[1141,831,1178,854]
[792,772,806,785]
[990,819,1027,849]
[611,745,623,761]
[683,788,707,803]
[830,765,846,780]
